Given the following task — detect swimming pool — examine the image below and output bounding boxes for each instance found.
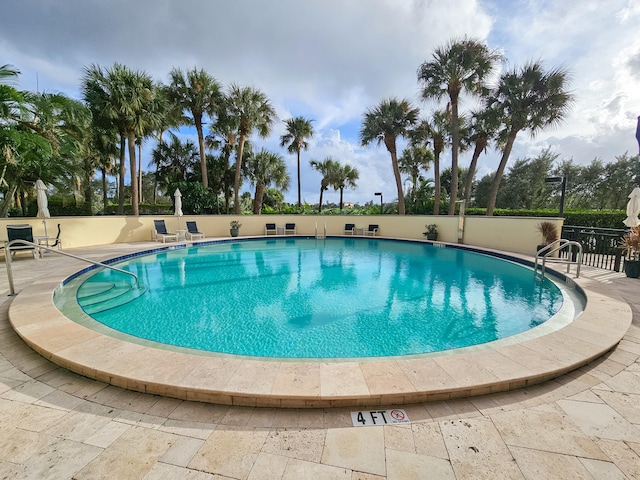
[56,238,566,359]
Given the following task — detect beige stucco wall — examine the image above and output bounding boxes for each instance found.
[0,215,564,256]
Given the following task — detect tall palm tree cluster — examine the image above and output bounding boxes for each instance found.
[361,37,573,215]
[2,63,324,217]
[2,38,572,218]
[82,66,289,215]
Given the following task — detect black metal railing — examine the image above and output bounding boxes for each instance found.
[561,225,627,272]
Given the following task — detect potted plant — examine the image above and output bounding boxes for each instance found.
[229,220,242,237]
[423,224,438,241]
[536,221,559,252]
[620,226,640,278]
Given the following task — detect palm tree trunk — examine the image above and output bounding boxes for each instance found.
[118,134,126,215]
[138,141,143,204]
[101,169,108,214]
[486,130,518,216]
[253,182,265,214]
[84,158,93,213]
[433,151,441,216]
[318,187,324,213]
[449,99,460,215]
[195,117,208,188]
[385,138,405,215]
[233,136,246,214]
[0,184,17,217]
[339,188,344,211]
[463,141,485,207]
[127,131,139,216]
[297,148,302,208]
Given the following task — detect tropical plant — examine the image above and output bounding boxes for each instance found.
[246,148,290,214]
[280,116,314,208]
[150,133,199,192]
[360,98,419,215]
[418,37,502,215]
[1,81,87,216]
[484,61,573,215]
[230,220,242,229]
[411,110,449,215]
[332,163,359,211]
[223,84,277,214]
[167,68,221,188]
[620,226,640,260]
[462,107,501,206]
[399,144,433,212]
[536,221,559,245]
[82,63,158,215]
[207,106,240,213]
[423,224,438,238]
[310,157,340,212]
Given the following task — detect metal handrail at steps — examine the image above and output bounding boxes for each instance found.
[4,239,139,296]
[534,238,583,280]
[315,222,327,239]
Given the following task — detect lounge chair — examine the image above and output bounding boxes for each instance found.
[152,220,178,243]
[185,221,204,240]
[284,223,296,235]
[265,223,277,235]
[364,224,379,236]
[5,224,38,258]
[343,223,355,235]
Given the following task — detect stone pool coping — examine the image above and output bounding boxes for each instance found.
[7,240,633,408]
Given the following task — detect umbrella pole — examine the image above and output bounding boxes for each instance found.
[43,219,48,238]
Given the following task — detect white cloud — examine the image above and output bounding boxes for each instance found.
[2,0,639,204]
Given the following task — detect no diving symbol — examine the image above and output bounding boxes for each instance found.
[390,409,405,421]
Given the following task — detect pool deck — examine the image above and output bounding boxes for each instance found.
[1,241,639,478]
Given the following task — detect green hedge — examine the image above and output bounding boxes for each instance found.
[465,208,627,229]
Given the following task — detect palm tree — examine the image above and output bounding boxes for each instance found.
[207,106,238,213]
[310,157,340,212]
[280,116,314,208]
[167,68,221,188]
[224,85,277,214]
[150,133,199,191]
[333,163,359,211]
[0,90,86,216]
[82,63,156,215]
[461,107,500,206]
[360,98,419,215]
[246,148,290,214]
[411,111,449,215]
[485,61,573,215]
[418,38,501,214]
[399,144,434,212]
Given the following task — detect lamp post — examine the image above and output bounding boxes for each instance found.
[374,192,383,214]
[544,176,566,217]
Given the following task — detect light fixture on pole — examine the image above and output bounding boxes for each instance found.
[374,192,383,214]
[544,176,566,217]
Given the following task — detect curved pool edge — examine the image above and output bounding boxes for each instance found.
[8,242,633,408]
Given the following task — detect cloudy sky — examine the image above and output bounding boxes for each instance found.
[3,0,640,206]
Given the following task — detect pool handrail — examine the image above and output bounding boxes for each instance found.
[534,239,583,279]
[4,239,139,296]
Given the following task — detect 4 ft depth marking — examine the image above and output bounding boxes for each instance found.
[350,409,410,427]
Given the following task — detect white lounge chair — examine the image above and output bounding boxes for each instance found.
[153,220,178,243]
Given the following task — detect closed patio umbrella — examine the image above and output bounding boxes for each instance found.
[36,179,50,237]
[623,187,640,227]
[174,188,183,230]
[636,115,640,155]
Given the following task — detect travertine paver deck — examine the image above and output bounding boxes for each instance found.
[0,241,638,478]
[6,240,632,408]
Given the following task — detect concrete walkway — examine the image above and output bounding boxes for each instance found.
[0,243,639,479]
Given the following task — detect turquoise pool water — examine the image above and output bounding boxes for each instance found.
[59,238,564,359]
